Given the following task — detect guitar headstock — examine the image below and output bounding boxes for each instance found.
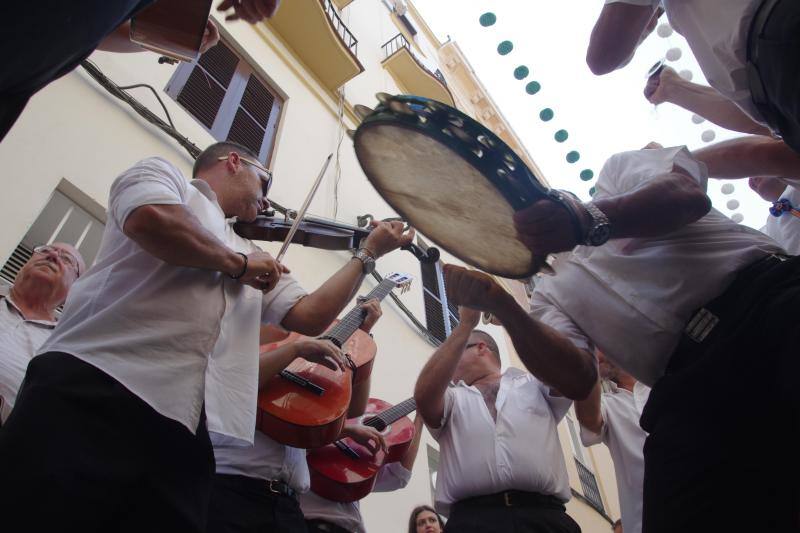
[386,272,413,294]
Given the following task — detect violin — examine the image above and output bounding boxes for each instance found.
[232,205,439,263]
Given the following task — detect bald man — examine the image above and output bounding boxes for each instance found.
[0,243,84,422]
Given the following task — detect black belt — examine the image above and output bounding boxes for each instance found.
[452,490,565,511]
[215,473,297,499]
[668,253,790,373]
[746,0,782,130]
[306,519,351,533]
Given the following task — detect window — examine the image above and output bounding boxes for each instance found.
[564,411,605,512]
[1,189,105,285]
[166,41,283,164]
[420,260,459,344]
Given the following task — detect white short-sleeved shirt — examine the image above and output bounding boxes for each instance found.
[580,382,650,533]
[41,157,234,433]
[0,286,57,422]
[427,367,572,517]
[299,462,412,533]
[531,147,781,386]
[761,185,800,255]
[606,0,764,122]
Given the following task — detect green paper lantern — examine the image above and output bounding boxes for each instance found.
[497,40,514,55]
[539,108,554,121]
[525,81,541,95]
[589,186,597,197]
[566,151,580,163]
[479,12,497,27]
[580,169,594,181]
[513,66,529,80]
[554,129,568,143]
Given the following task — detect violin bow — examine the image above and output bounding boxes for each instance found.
[275,154,333,263]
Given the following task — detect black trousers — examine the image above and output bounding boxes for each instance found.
[445,499,580,533]
[0,0,152,142]
[750,0,800,153]
[640,256,800,533]
[0,352,214,532]
[207,473,309,533]
[305,519,351,533]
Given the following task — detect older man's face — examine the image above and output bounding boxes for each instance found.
[19,243,83,303]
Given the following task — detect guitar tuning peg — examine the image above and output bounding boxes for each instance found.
[354,104,373,121]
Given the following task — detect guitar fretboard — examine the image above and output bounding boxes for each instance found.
[324,279,397,346]
[363,398,416,429]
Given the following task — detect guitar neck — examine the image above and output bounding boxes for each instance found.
[364,398,417,429]
[323,279,396,346]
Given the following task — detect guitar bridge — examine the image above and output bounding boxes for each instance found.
[334,440,360,459]
[279,370,325,396]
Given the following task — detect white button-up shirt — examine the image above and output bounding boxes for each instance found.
[41,157,236,433]
[428,367,572,517]
[299,462,412,533]
[532,147,781,386]
[0,286,57,422]
[606,0,764,122]
[762,185,800,255]
[580,382,650,533]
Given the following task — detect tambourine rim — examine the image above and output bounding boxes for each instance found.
[354,115,542,279]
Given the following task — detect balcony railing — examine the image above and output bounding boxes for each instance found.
[575,459,605,513]
[322,0,358,56]
[381,33,446,88]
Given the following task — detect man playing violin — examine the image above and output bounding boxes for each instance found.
[461,144,796,531]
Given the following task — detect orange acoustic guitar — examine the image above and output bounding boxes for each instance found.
[130,0,213,62]
[257,272,413,449]
[307,397,417,502]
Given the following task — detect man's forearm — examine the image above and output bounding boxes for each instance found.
[400,421,424,470]
[96,22,146,53]
[586,3,658,75]
[493,298,596,400]
[413,325,471,427]
[692,136,800,179]
[597,173,711,239]
[257,344,298,387]
[664,82,771,135]
[574,380,604,434]
[281,259,364,336]
[124,204,242,275]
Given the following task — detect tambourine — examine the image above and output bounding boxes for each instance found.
[353,93,580,279]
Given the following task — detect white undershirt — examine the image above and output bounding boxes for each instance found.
[580,382,650,533]
[427,367,572,517]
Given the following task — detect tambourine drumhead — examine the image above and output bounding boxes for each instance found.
[356,123,539,278]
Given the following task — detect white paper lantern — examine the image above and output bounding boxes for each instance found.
[731,213,744,223]
[701,130,716,142]
[691,114,705,124]
[666,47,682,61]
[656,23,673,38]
[726,199,740,210]
[721,183,735,195]
[679,69,693,81]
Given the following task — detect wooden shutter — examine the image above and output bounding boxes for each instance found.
[0,244,33,285]
[176,43,240,128]
[227,74,276,159]
[420,261,459,343]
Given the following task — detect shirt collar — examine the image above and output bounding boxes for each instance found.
[452,367,528,390]
[0,285,57,327]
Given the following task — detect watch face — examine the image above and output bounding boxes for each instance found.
[589,224,611,246]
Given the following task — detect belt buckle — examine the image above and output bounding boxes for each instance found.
[685,307,719,343]
[267,479,281,495]
[504,492,512,507]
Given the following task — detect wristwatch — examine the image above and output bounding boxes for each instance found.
[582,202,611,246]
[353,248,376,274]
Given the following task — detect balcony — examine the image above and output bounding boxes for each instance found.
[381,33,454,106]
[332,0,354,8]
[267,0,364,92]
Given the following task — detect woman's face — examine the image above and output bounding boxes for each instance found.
[415,510,442,533]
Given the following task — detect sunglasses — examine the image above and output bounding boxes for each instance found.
[217,155,273,196]
[33,245,81,277]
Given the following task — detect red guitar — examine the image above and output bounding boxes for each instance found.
[257,273,412,449]
[307,397,417,503]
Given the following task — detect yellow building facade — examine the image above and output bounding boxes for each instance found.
[0,1,621,531]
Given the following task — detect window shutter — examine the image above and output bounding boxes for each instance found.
[0,244,33,285]
[177,43,240,128]
[420,261,458,343]
[227,75,276,159]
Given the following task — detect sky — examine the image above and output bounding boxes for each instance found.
[413,0,768,229]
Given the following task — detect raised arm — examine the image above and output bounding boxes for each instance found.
[400,415,425,471]
[413,307,479,429]
[513,166,711,255]
[574,379,604,435]
[281,221,413,335]
[348,298,382,418]
[586,2,661,75]
[692,136,800,179]
[645,66,772,135]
